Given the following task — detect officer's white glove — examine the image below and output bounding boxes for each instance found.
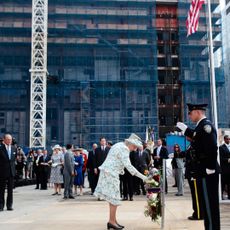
[142,175,148,182]
[176,122,188,134]
[206,168,215,175]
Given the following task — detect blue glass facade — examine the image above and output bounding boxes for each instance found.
[0,0,226,148]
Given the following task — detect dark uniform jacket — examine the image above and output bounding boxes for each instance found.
[219,144,230,174]
[184,118,219,177]
[0,143,16,178]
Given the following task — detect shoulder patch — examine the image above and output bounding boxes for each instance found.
[204,124,212,134]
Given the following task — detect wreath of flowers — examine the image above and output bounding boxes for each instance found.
[144,167,162,222]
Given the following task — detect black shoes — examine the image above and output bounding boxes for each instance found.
[187,216,203,220]
[129,197,133,201]
[122,197,128,201]
[117,223,124,228]
[69,196,75,199]
[7,207,13,211]
[175,193,183,196]
[107,222,123,229]
[0,208,3,211]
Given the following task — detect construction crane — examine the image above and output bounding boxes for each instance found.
[29,0,48,148]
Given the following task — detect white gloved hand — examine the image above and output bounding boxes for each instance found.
[142,175,148,182]
[206,168,215,175]
[176,122,188,133]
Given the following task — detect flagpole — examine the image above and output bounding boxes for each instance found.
[207,0,218,131]
[206,0,221,201]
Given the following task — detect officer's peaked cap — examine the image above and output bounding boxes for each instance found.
[187,103,208,112]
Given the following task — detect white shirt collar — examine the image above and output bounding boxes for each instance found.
[196,116,206,126]
[4,144,11,149]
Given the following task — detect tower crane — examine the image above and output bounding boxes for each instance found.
[29,0,48,148]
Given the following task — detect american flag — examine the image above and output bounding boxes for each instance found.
[186,0,205,36]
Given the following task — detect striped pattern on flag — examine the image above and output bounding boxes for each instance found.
[186,0,205,36]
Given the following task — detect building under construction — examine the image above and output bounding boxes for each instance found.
[0,0,226,148]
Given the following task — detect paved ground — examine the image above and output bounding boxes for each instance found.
[0,182,229,230]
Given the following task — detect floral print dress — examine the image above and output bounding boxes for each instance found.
[94,142,146,206]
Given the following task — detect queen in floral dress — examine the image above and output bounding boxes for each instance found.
[50,144,64,195]
[94,134,147,230]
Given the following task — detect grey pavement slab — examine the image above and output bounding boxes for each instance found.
[0,184,229,230]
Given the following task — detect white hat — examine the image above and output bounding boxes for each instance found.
[125,133,143,148]
[52,144,62,150]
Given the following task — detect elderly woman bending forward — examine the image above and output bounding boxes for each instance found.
[94,134,147,230]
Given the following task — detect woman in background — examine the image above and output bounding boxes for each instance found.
[172,144,185,196]
[73,148,84,196]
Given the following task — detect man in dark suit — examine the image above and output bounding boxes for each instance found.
[219,135,230,199]
[87,143,97,194]
[134,145,151,195]
[177,103,220,230]
[153,139,169,169]
[0,134,16,211]
[153,138,169,193]
[94,137,109,188]
[38,149,51,190]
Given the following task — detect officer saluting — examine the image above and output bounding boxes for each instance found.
[177,103,220,230]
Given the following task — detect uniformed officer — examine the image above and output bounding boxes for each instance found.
[177,103,220,230]
[184,142,204,220]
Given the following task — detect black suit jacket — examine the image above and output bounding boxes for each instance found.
[153,146,168,169]
[219,144,230,174]
[0,144,16,178]
[87,150,96,170]
[134,149,151,173]
[38,154,51,173]
[94,146,109,169]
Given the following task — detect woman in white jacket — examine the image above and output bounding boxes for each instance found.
[94,134,147,230]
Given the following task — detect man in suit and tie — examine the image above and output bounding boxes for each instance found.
[134,145,151,195]
[94,137,110,188]
[219,135,230,199]
[153,138,169,193]
[87,143,97,194]
[0,134,16,211]
[38,149,51,190]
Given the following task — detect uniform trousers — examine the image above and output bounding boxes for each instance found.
[187,177,204,219]
[201,173,220,230]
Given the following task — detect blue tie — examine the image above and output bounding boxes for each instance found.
[7,145,11,159]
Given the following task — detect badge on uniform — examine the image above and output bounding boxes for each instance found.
[204,125,212,133]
